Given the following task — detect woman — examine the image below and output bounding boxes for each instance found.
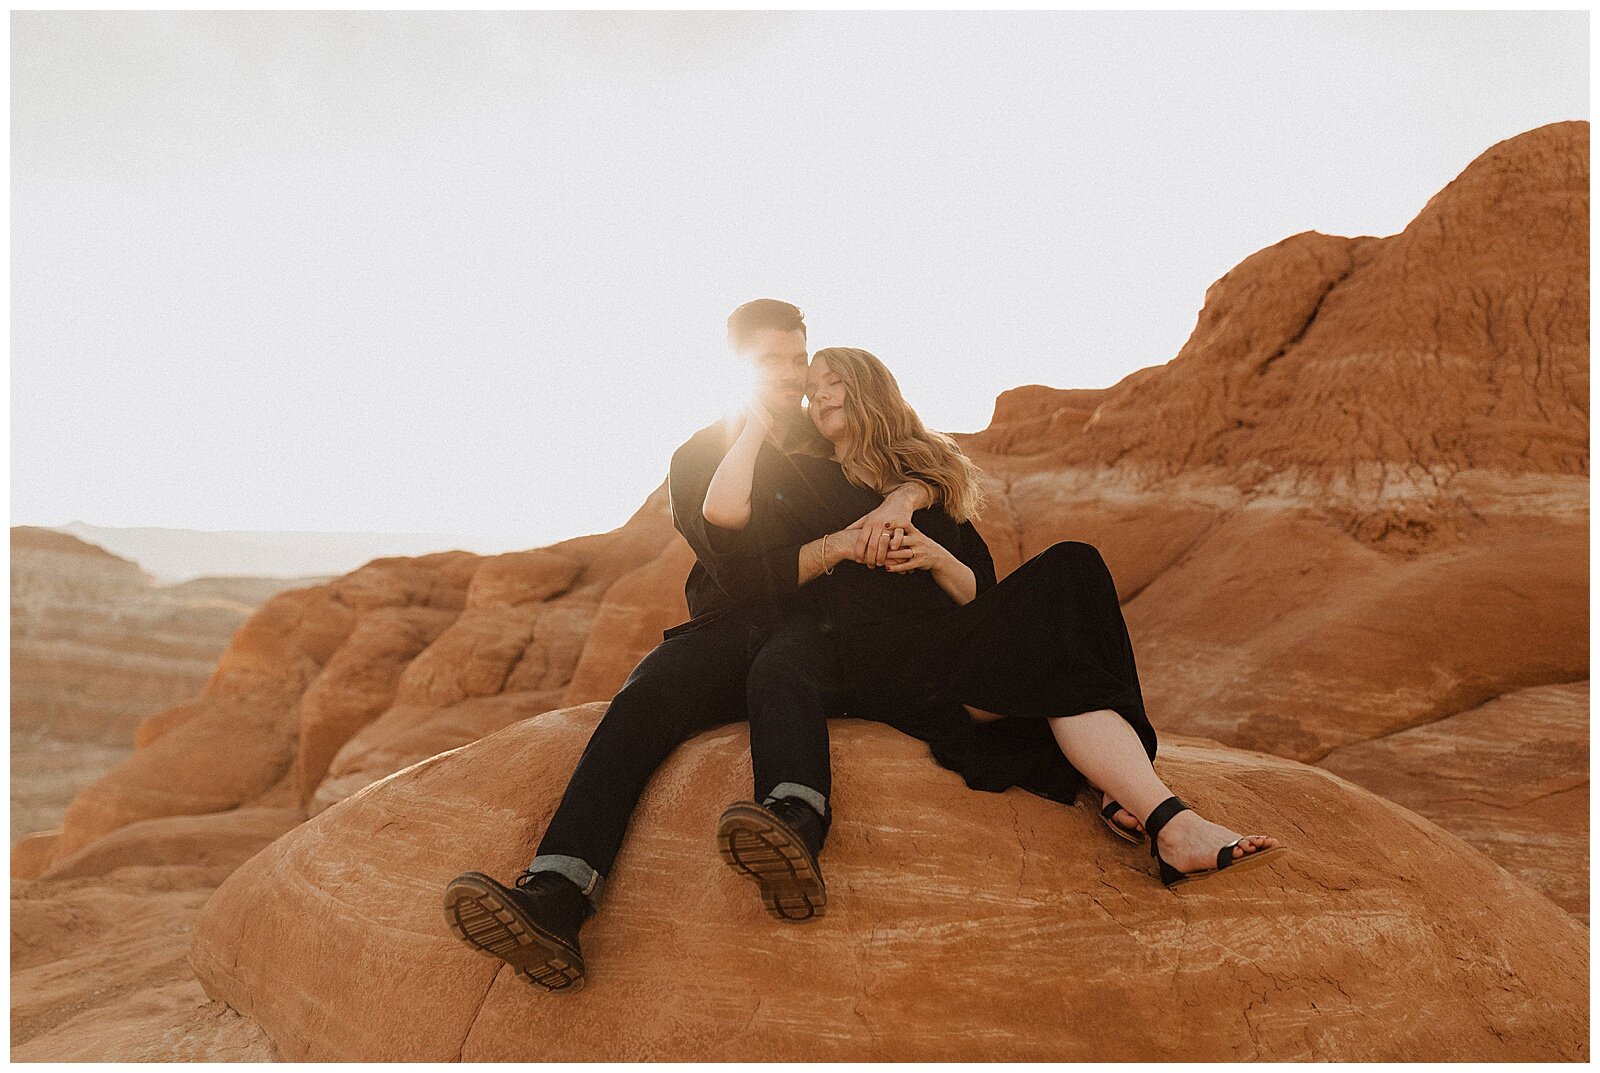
[704,346,1284,888]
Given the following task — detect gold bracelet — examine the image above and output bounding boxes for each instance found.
[822,533,835,575]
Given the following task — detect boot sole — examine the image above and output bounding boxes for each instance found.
[442,872,586,993]
[716,802,827,923]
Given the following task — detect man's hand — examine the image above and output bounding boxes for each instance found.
[828,524,869,568]
[800,522,868,585]
[850,482,929,567]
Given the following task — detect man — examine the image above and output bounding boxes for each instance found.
[442,299,928,993]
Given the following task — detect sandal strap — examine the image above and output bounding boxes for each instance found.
[1217,839,1243,872]
[1099,799,1125,821]
[1143,795,1190,855]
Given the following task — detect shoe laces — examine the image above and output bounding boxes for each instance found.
[768,796,821,831]
[514,870,550,892]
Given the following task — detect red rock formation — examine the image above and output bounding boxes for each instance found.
[28,125,1591,908]
[11,808,291,1061]
[947,123,1591,920]
[9,526,314,841]
[12,121,1589,1060]
[1319,680,1589,921]
[190,708,1588,1061]
[307,493,683,815]
[9,527,318,746]
[978,123,1588,497]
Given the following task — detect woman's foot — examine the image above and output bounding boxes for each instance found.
[1101,790,1144,838]
[1149,809,1278,874]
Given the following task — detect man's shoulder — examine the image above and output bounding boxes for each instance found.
[681,418,734,449]
[670,420,736,476]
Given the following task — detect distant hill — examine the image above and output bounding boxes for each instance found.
[47,521,481,584]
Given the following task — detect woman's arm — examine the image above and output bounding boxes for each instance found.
[884,522,977,605]
[701,409,769,530]
[955,521,997,596]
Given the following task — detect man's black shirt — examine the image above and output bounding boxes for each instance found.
[665,418,811,634]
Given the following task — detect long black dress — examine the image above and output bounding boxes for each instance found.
[759,452,1159,808]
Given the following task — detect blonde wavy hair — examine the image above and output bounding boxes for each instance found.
[804,347,986,523]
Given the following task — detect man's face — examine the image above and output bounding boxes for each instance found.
[735,327,809,413]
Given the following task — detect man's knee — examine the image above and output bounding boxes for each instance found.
[595,676,703,746]
[606,628,742,729]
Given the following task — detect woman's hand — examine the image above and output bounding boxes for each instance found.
[703,402,772,530]
[883,522,953,575]
[736,399,773,443]
[885,522,978,605]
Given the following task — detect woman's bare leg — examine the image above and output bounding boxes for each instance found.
[965,704,1139,832]
[1046,709,1278,873]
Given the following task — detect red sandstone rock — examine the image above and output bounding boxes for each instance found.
[288,606,459,803]
[465,548,583,609]
[977,124,1589,499]
[309,691,562,816]
[49,585,355,860]
[10,831,59,881]
[307,494,682,814]
[1319,680,1589,921]
[190,707,1588,1061]
[12,869,279,1061]
[560,539,693,705]
[42,809,303,884]
[963,383,1116,456]
[11,806,306,1060]
[42,552,487,865]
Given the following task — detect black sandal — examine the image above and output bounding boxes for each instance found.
[1144,795,1286,888]
[1099,797,1145,843]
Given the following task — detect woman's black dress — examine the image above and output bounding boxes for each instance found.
[761,452,1159,808]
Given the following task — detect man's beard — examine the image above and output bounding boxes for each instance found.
[759,393,805,430]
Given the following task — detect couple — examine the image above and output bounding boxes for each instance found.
[443,299,1284,993]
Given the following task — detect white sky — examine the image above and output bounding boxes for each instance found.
[10,10,1589,553]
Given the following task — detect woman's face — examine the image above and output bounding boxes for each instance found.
[806,355,849,443]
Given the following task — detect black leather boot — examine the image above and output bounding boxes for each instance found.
[715,797,828,922]
[443,869,593,992]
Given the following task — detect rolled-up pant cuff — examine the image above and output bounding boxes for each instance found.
[526,853,605,912]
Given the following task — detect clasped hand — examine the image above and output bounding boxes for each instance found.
[830,519,947,574]
[843,485,923,567]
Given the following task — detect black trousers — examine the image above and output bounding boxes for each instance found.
[532,604,842,901]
